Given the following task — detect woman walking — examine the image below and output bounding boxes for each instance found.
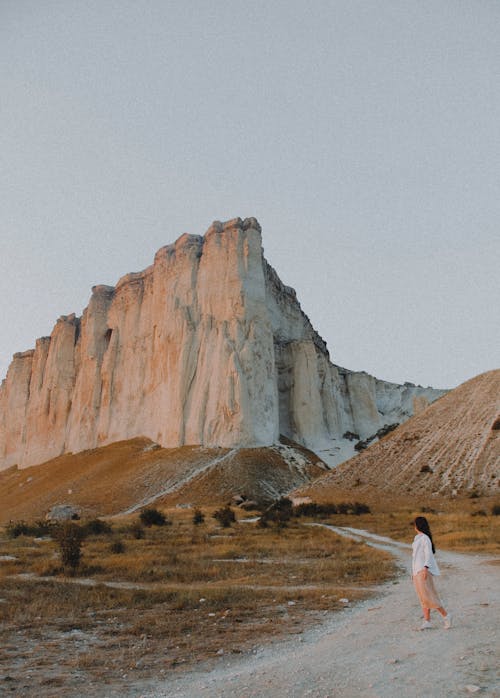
[412,516,452,630]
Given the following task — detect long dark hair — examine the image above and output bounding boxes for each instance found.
[414,516,436,553]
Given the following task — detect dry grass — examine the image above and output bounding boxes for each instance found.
[329,505,500,554]
[0,508,393,697]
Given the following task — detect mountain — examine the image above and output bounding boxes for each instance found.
[0,217,445,472]
[296,369,499,500]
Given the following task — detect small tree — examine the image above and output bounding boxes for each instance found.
[192,508,205,525]
[84,518,112,535]
[139,508,167,527]
[56,522,84,573]
[213,505,236,528]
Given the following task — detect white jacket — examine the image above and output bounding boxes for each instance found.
[412,532,440,576]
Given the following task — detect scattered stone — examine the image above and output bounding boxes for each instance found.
[465,686,481,694]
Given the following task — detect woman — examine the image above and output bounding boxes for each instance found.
[412,516,451,630]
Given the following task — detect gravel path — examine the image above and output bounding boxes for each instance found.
[139,526,499,698]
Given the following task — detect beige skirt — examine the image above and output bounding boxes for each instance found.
[413,569,442,609]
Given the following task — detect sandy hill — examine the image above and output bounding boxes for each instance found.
[0,437,326,524]
[296,369,499,502]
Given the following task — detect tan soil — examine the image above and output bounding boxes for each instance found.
[131,526,500,698]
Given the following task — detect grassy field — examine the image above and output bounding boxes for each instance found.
[329,500,500,554]
[1,499,498,696]
[0,507,394,697]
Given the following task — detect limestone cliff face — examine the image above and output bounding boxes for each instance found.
[0,217,445,470]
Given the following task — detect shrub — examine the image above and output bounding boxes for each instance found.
[192,508,205,525]
[293,502,339,517]
[5,520,57,538]
[259,497,294,528]
[420,465,433,473]
[129,521,146,539]
[84,518,112,536]
[352,502,371,515]
[55,522,85,572]
[139,508,168,527]
[471,510,487,517]
[468,491,480,499]
[110,539,126,554]
[6,520,31,538]
[492,505,500,516]
[213,505,236,528]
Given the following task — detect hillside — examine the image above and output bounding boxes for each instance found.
[296,369,499,501]
[0,437,326,524]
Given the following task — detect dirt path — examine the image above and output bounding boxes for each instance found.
[137,526,499,698]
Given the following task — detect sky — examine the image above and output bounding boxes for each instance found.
[1,0,499,390]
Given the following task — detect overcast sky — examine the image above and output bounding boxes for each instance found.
[1,1,499,389]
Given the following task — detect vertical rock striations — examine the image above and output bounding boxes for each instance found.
[0,217,446,470]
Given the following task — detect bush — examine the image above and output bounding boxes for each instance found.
[5,519,57,538]
[259,497,294,528]
[139,508,168,527]
[6,520,31,538]
[351,502,371,515]
[290,501,371,518]
[492,505,500,516]
[128,521,145,539]
[109,539,126,554]
[84,518,112,536]
[293,502,339,518]
[420,465,433,473]
[55,522,85,572]
[213,505,236,528]
[192,508,205,525]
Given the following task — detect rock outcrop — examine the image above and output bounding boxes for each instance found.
[0,217,445,471]
[298,369,500,498]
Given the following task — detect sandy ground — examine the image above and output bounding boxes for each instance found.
[129,526,499,698]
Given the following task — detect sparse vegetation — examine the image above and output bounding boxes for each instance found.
[139,507,168,527]
[260,497,294,528]
[128,521,146,538]
[83,518,112,536]
[192,508,205,525]
[6,519,56,538]
[55,521,85,573]
[213,505,236,528]
[0,507,396,694]
[292,501,371,517]
[1,501,498,696]
[109,539,126,554]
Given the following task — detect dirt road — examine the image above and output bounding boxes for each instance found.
[141,526,499,698]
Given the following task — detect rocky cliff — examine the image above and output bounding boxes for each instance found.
[0,217,445,470]
[298,369,500,498]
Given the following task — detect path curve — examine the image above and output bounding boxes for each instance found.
[140,526,499,698]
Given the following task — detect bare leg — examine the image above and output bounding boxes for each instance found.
[436,606,447,618]
[423,607,430,621]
